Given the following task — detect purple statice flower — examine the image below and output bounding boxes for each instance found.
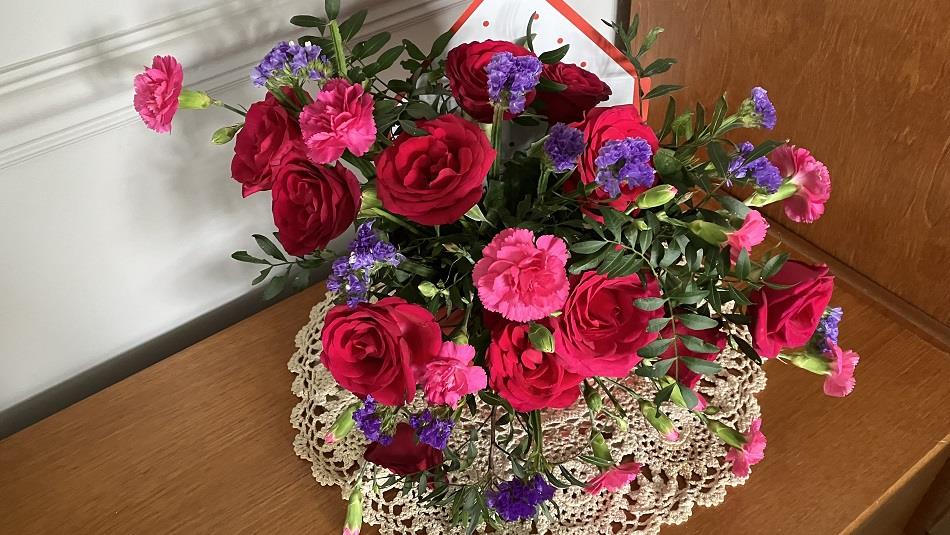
[728,141,783,194]
[544,123,584,173]
[353,395,392,445]
[485,52,542,115]
[594,137,656,197]
[813,307,843,353]
[486,474,556,522]
[751,87,777,130]
[251,41,329,87]
[408,410,454,450]
[327,220,403,307]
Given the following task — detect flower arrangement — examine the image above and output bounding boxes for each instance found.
[134,1,858,532]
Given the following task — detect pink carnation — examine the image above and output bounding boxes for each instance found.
[133,55,183,134]
[584,462,642,495]
[770,146,831,223]
[824,342,859,397]
[725,418,767,477]
[726,210,769,261]
[342,529,359,535]
[300,79,377,164]
[473,228,570,322]
[418,341,488,406]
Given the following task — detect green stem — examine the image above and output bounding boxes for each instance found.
[213,101,247,117]
[489,105,505,177]
[537,169,551,200]
[328,20,349,78]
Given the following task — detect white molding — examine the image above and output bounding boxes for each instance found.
[0,0,468,170]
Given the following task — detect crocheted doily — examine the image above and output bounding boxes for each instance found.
[289,293,766,534]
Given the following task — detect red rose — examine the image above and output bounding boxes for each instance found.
[364,422,443,475]
[321,297,442,406]
[375,114,494,225]
[445,40,537,122]
[536,62,612,124]
[749,260,834,358]
[554,272,663,377]
[573,105,660,213]
[270,159,360,256]
[658,323,726,388]
[486,318,583,412]
[231,92,305,197]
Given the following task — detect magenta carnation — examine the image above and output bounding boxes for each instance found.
[473,229,570,322]
[418,341,488,406]
[725,418,767,477]
[133,55,183,134]
[824,342,859,398]
[584,462,642,495]
[726,210,769,261]
[299,79,377,164]
[769,145,831,223]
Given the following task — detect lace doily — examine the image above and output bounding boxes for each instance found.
[289,294,766,534]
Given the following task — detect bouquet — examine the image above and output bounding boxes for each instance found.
[133,1,859,532]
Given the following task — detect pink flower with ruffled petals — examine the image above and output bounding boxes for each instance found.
[133,55,183,134]
[584,462,642,495]
[473,229,570,322]
[725,418,767,477]
[770,145,831,223]
[726,210,769,261]
[824,342,859,397]
[299,79,377,164]
[419,341,488,406]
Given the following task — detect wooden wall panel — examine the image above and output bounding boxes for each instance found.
[636,0,950,326]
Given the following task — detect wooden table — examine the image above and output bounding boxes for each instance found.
[2,249,949,534]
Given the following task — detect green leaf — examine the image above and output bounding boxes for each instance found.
[338,10,367,42]
[647,317,672,333]
[635,297,666,311]
[717,194,751,218]
[637,26,664,56]
[253,233,287,261]
[399,119,429,136]
[528,322,556,353]
[262,275,287,300]
[429,30,454,59]
[537,78,568,92]
[403,39,425,60]
[659,96,677,140]
[676,383,699,410]
[643,84,683,100]
[251,267,272,286]
[671,112,693,141]
[405,101,438,120]
[641,57,677,77]
[707,141,730,179]
[761,252,789,280]
[732,334,762,364]
[374,44,404,71]
[679,334,722,353]
[464,204,488,223]
[538,44,570,64]
[742,140,785,164]
[735,248,752,280]
[675,313,719,330]
[600,208,626,241]
[290,15,328,30]
[231,251,270,265]
[680,356,723,375]
[638,338,675,358]
[570,241,607,254]
[605,253,643,279]
[569,248,608,274]
[324,0,340,20]
[352,32,390,59]
[635,358,674,378]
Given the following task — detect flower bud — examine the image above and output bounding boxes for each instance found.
[706,419,746,449]
[528,322,555,353]
[636,185,679,209]
[324,404,357,444]
[590,432,614,464]
[638,400,680,441]
[360,187,382,212]
[787,352,832,375]
[583,382,603,414]
[342,485,363,535]
[688,220,729,245]
[210,123,243,144]
[178,88,214,109]
[744,182,798,207]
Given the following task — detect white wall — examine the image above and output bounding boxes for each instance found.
[0,0,620,431]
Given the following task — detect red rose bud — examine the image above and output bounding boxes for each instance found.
[324,404,358,444]
[706,419,746,449]
[536,62,612,123]
[638,400,680,441]
[342,485,362,535]
[688,220,729,245]
[636,185,678,209]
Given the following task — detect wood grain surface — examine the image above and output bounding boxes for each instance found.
[637,0,950,328]
[1,245,948,535]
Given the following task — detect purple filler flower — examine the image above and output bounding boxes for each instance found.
[487,474,556,522]
[594,137,656,197]
[814,307,843,353]
[544,123,584,173]
[409,410,454,450]
[327,220,403,307]
[486,52,542,115]
[353,395,392,445]
[751,87,777,130]
[728,141,783,194]
[251,41,328,87]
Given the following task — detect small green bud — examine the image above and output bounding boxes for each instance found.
[418,281,440,299]
[638,400,680,441]
[636,185,679,209]
[360,187,381,210]
[210,123,243,144]
[583,382,603,414]
[343,485,363,535]
[786,352,832,375]
[528,322,555,353]
[590,432,613,464]
[324,404,357,444]
[178,88,214,109]
[688,220,729,245]
[706,419,746,449]
[745,181,798,207]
